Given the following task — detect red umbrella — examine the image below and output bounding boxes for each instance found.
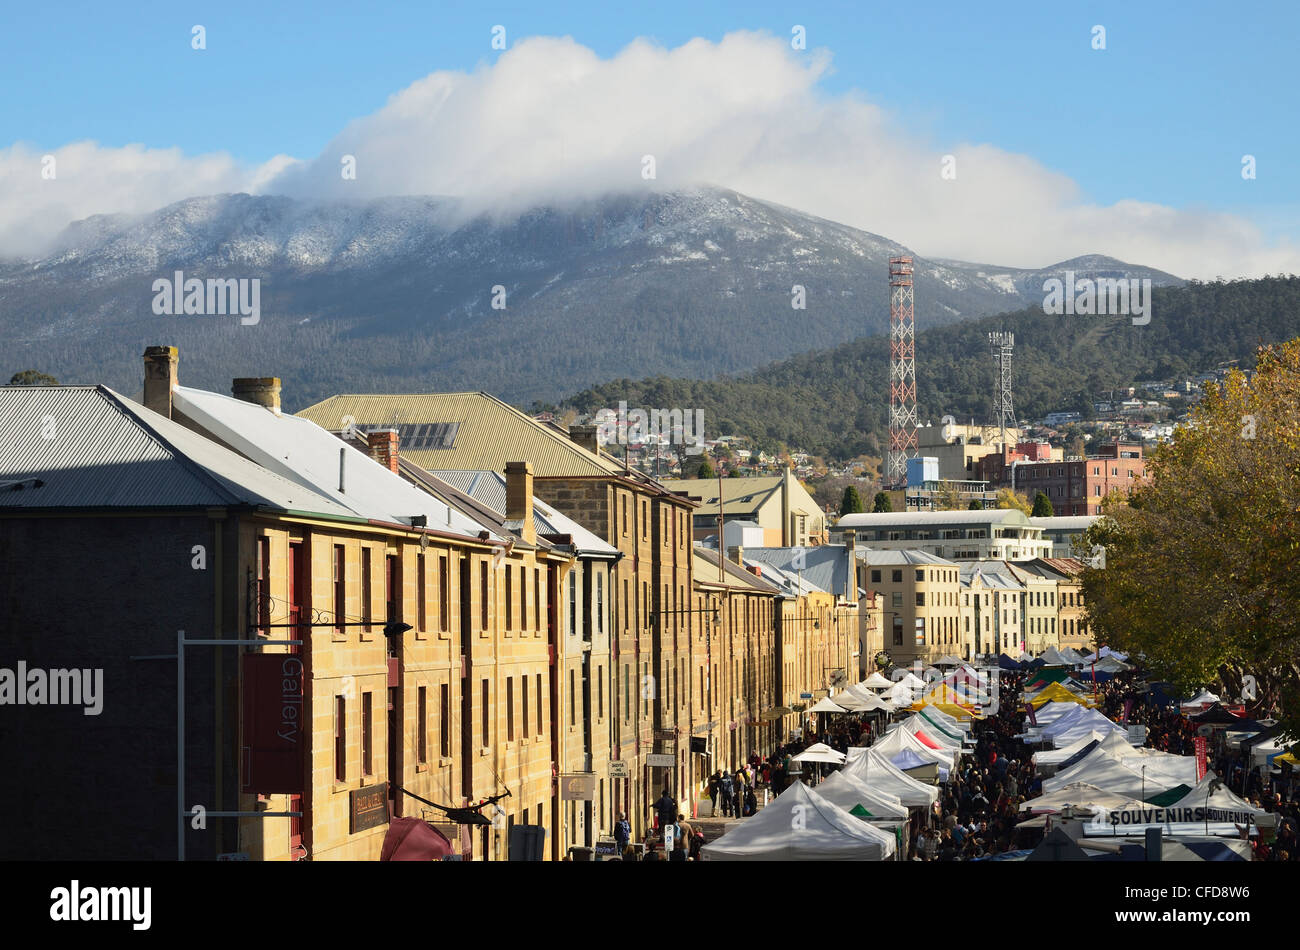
[380,817,455,861]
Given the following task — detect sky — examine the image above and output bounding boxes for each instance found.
[1,0,1297,276]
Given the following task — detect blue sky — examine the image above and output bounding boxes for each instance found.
[1,0,1297,272]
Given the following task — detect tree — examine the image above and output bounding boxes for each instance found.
[968,499,982,510]
[8,370,58,386]
[995,488,1032,514]
[697,457,716,480]
[872,491,893,513]
[1031,491,1055,517]
[1081,340,1300,737]
[840,485,865,516]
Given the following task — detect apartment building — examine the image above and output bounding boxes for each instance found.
[833,510,1051,561]
[1007,562,1060,657]
[1011,442,1148,516]
[661,469,826,548]
[857,549,963,666]
[296,394,695,844]
[960,563,1025,657]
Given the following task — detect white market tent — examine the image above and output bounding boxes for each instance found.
[792,742,847,764]
[1043,750,1181,800]
[1180,689,1221,711]
[815,770,908,820]
[886,681,921,705]
[843,747,939,807]
[862,672,894,689]
[699,782,897,861]
[808,697,848,714]
[1083,773,1267,838]
[1039,646,1074,667]
[871,723,957,771]
[890,714,962,752]
[1018,781,1136,816]
[1032,731,1110,770]
[935,655,964,666]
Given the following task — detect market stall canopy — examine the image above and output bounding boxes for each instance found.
[699,782,897,861]
[1044,750,1183,802]
[862,672,895,689]
[1189,702,1247,725]
[872,723,957,771]
[815,770,908,820]
[935,655,964,666]
[1028,682,1095,709]
[792,742,847,764]
[1018,781,1135,816]
[808,697,848,714]
[1180,689,1221,710]
[1039,647,1075,666]
[843,747,940,806]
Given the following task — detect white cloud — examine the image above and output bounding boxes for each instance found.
[1,31,1296,279]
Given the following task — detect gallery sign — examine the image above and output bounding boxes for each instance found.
[241,653,305,794]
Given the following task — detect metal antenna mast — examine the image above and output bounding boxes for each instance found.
[989,331,1015,448]
[887,257,918,488]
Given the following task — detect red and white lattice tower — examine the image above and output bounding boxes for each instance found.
[887,256,918,488]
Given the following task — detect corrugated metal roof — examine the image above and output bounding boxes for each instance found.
[0,386,358,515]
[839,509,1033,528]
[855,549,957,566]
[690,547,780,593]
[427,470,619,558]
[173,387,501,540]
[739,545,851,597]
[296,392,628,480]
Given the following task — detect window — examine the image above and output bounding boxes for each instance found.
[362,692,373,776]
[569,571,577,637]
[417,553,427,631]
[417,686,428,764]
[641,500,648,538]
[915,592,925,607]
[519,566,527,631]
[535,674,542,736]
[570,670,576,726]
[505,568,513,632]
[480,562,489,630]
[438,555,449,632]
[915,569,924,582]
[439,684,450,757]
[522,676,530,737]
[1094,485,1101,496]
[481,679,490,747]
[333,545,346,635]
[623,664,630,721]
[892,591,902,608]
[507,677,515,741]
[334,696,346,782]
[597,573,604,634]
[256,536,271,635]
[597,667,604,719]
[892,569,902,583]
[534,568,541,631]
[622,496,628,535]
[361,548,373,632]
[871,569,881,583]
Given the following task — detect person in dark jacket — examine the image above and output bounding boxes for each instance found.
[654,789,677,831]
[708,771,721,814]
[719,771,735,817]
[614,812,631,851]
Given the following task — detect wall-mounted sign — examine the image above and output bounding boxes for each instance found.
[608,760,630,778]
[646,753,676,768]
[241,653,305,794]
[349,783,389,834]
[560,773,596,800]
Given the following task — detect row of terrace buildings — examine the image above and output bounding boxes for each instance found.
[0,347,860,862]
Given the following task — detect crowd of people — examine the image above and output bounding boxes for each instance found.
[598,664,1297,862]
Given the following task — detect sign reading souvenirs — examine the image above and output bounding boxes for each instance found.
[1091,806,1257,831]
[241,653,305,794]
[349,783,389,834]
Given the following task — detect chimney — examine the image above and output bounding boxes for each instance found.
[366,428,400,475]
[728,545,744,567]
[568,424,601,455]
[142,346,179,419]
[231,377,282,414]
[844,529,857,601]
[505,461,536,544]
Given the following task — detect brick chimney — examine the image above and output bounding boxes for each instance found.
[231,377,282,414]
[727,545,744,567]
[505,461,536,544]
[366,428,400,474]
[568,424,600,455]
[142,346,179,418]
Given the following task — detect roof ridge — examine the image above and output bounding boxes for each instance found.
[99,387,246,507]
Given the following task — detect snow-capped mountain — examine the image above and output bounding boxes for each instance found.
[0,187,1181,407]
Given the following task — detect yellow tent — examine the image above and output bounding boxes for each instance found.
[1277,752,1300,768]
[909,684,980,719]
[1027,682,1097,709]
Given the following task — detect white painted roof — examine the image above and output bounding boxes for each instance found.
[173,386,501,540]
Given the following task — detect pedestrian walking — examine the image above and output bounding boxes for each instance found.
[614,812,631,852]
[719,770,735,817]
[654,788,677,831]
